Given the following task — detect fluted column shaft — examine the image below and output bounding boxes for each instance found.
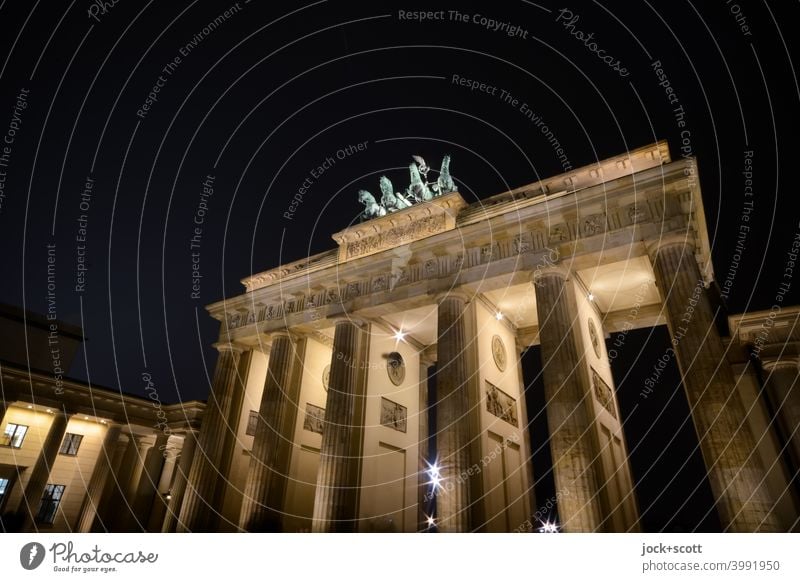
[435,295,474,532]
[177,346,243,532]
[240,334,295,531]
[124,437,155,503]
[535,272,603,532]
[74,424,122,532]
[18,410,70,532]
[92,435,131,531]
[113,435,156,531]
[762,359,800,476]
[130,434,168,530]
[312,320,364,532]
[652,241,779,531]
[161,430,198,532]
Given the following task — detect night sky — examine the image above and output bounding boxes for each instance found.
[1,1,798,532]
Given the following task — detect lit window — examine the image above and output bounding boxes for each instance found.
[246,410,259,437]
[0,478,9,507]
[36,484,65,525]
[59,433,84,456]
[1,423,28,448]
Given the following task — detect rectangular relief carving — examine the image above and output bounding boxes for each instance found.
[485,381,518,427]
[303,403,325,434]
[345,214,446,259]
[380,397,407,433]
[591,367,617,419]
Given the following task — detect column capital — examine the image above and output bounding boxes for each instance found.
[254,330,298,355]
[113,434,131,451]
[123,432,154,448]
[268,330,293,341]
[330,316,368,329]
[213,341,247,354]
[645,232,697,263]
[176,427,201,437]
[433,290,472,305]
[761,355,800,372]
[531,264,570,285]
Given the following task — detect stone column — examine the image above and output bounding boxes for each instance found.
[161,430,198,532]
[17,409,71,532]
[515,340,537,527]
[435,293,476,532]
[534,269,603,532]
[312,319,366,532]
[240,333,295,531]
[650,238,780,531]
[147,436,181,531]
[129,434,168,530]
[761,357,800,474]
[74,423,122,532]
[92,434,131,531]
[114,435,156,531]
[177,344,244,532]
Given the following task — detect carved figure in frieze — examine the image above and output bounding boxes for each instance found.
[325,288,340,304]
[391,268,409,289]
[424,259,437,277]
[583,214,605,236]
[371,275,387,292]
[346,281,361,299]
[549,224,569,242]
[513,235,532,254]
[628,204,646,222]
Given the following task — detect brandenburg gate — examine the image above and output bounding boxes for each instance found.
[171,141,788,532]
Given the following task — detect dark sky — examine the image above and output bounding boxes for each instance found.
[1,0,798,531]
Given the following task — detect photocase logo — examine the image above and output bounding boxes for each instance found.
[19,542,46,570]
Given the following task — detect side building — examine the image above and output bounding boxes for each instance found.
[0,304,204,532]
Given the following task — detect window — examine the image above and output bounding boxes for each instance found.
[36,484,65,525]
[246,410,259,437]
[0,423,28,448]
[0,478,9,508]
[59,433,84,456]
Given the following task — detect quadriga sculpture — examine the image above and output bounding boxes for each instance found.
[357,155,456,221]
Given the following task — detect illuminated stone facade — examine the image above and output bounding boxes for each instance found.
[174,140,797,532]
[2,142,797,532]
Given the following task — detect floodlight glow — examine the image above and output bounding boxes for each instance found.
[425,460,443,492]
[538,520,559,533]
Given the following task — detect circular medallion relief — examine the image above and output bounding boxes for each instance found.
[386,352,406,386]
[588,319,601,359]
[491,335,507,372]
[322,364,330,391]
